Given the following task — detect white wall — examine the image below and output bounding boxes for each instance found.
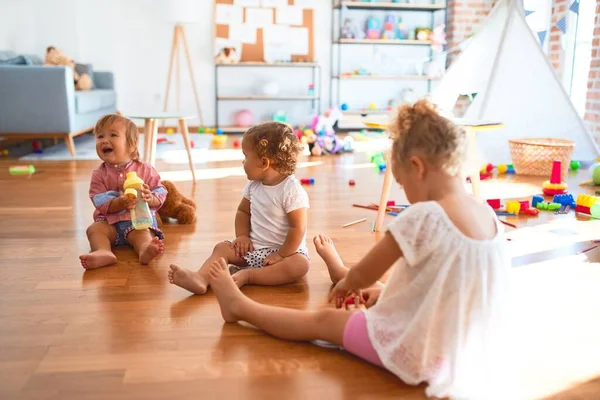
[0,0,437,127]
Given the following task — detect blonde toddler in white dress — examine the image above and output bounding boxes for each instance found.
[206,100,511,399]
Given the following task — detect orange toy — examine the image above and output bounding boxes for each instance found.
[156,180,197,225]
[542,160,567,196]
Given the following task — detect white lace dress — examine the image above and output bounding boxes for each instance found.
[364,201,511,399]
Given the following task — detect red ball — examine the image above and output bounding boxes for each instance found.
[349,179,355,186]
[190,141,195,148]
[233,139,241,149]
[486,163,493,173]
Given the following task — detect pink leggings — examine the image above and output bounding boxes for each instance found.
[342,311,384,367]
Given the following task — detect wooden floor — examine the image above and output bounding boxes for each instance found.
[1,150,600,400]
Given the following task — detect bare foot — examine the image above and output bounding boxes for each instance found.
[231,269,249,288]
[168,264,208,295]
[208,258,245,322]
[79,250,117,270]
[313,234,348,284]
[139,237,164,265]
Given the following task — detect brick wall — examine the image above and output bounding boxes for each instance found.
[446,0,495,64]
[584,0,600,138]
[446,0,495,116]
[548,0,569,76]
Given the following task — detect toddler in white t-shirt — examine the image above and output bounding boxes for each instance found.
[169,122,310,294]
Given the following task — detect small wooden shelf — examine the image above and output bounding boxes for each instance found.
[334,1,446,11]
[216,62,319,67]
[335,74,433,80]
[217,95,319,100]
[336,38,432,45]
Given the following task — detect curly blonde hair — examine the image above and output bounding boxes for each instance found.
[389,99,466,176]
[243,122,304,176]
[94,114,140,161]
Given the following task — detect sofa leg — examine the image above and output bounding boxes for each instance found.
[65,135,76,157]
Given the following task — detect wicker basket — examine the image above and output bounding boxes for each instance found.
[508,138,575,178]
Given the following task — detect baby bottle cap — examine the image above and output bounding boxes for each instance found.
[126,171,138,179]
[124,188,137,199]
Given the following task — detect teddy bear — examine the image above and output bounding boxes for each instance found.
[156,180,197,225]
[215,47,239,64]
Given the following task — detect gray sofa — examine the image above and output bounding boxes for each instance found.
[0,50,117,156]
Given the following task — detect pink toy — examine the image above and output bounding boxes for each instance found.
[234,109,254,127]
[431,24,446,53]
[311,107,341,136]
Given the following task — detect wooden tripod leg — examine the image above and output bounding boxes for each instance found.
[179,25,205,127]
[162,25,179,126]
[148,119,159,166]
[374,162,393,232]
[144,119,152,162]
[178,118,196,181]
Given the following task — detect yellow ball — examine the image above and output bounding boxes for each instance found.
[166,128,174,135]
[368,103,377,110]
[497,164,507,174]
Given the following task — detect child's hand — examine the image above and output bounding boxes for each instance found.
[120,193,138,210]
[263,252,283,266]
[232,235,254,257]
[360,287,382,308]
[140,184,154,203]
[328,278,356,309]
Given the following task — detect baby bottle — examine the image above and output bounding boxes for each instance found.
[123,171,153,230]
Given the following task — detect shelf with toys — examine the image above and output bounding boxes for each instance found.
[330,0,447,130]
[334,1,446,11]
[214,62,321,132]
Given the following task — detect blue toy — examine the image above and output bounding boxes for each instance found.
[366,16,381,39]
[340,103,349,111]
[216,128,224,135]
[531,195,544,208]
[552,193,576,208]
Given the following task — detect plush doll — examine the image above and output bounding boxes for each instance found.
[431,24,446,53]
[44,46,92,91]
[381,15,397,40]
[215,47,239,64]
[341,18,363,39]
[156,180,197,225]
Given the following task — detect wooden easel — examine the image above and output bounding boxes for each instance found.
[163,24,204,126]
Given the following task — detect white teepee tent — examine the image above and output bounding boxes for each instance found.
[431,0,600,164]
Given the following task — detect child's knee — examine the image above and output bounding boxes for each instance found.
[86,222,108,238]
[288,255,310,278]
[213,241,233,255]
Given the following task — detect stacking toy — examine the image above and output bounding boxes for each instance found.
[542,160,567,196]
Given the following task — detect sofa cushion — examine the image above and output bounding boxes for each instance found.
[74,90,116,114]
[0,51,18,61]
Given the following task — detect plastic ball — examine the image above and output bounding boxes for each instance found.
[486,163,493,173]
[233,139,241,149]
[590,163,600,185]
[198,126,205,134]
[234,109,254,127]
[190,141,195,148]
[591,203,600,218]
[216,128,224,135]
[166,128,174,135]
[570,160,581,171]
[340,103,349,111]
[318,129,325,136]
[368,103,377,110]
[349,179,356,186]
[497,164,507,174]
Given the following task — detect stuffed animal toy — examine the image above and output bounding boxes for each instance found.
[341,18,363,39]
[156,180,197,225]
[215,47,239,64]
[431,24,446,53]
[44,46,92,91]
